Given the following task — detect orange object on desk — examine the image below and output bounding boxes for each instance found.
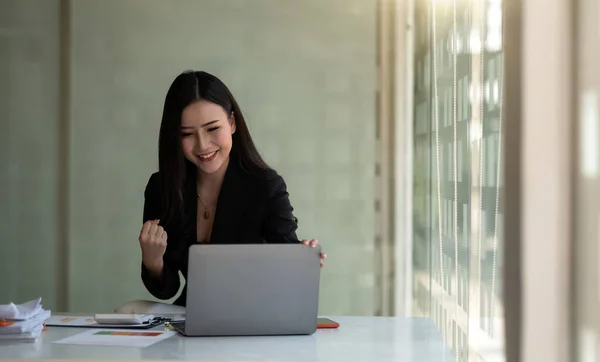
[317,318,340,329]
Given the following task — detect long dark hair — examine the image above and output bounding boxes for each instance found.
[158,70,271,223]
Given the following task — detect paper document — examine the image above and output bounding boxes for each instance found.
[53,329,176,348]
[45,315,166,329]
[0,310,51,335]
[45,316,98,327]
[0,298,43,320]
[0,298,51,343]
[0,325,43,343]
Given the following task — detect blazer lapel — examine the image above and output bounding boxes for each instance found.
[182,171,198,244]
[210,160,247,243]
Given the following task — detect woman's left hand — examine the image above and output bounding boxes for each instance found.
[301,239,326,268]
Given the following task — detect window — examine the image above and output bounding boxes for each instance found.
[411,0,505,360]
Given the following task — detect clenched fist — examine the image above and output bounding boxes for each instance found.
[139,219,167,271]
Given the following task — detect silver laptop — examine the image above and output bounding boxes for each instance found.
[172,243,321,336]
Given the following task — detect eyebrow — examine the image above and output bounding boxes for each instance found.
[181,120,219,129]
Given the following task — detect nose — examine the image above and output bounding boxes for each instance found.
[194,131,211,153]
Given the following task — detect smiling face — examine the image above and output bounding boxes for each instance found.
[180,100,236,176]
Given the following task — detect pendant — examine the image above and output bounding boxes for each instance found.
[204,209,210,219]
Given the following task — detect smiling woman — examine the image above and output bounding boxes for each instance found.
[180,101,236,179]
[156,71,271,226]
[137,70,326,307]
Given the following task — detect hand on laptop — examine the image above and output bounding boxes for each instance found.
[301,239,326,268]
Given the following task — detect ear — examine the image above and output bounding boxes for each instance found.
[230,112,236,134]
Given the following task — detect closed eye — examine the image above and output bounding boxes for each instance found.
[207,127,220,132]
[181,133,193,137]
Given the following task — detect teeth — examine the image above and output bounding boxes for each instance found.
[199,151,216,159]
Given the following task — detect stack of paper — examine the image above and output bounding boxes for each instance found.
[0,298,51,343]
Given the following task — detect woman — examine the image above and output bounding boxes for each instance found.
[138,70,326,307]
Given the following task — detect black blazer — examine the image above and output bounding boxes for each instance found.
[140,161,300,306]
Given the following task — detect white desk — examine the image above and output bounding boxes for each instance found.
[0,317,452,361]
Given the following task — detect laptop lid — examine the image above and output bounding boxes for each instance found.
[184,244,321,336]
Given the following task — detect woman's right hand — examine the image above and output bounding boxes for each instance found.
[139,219,167,271]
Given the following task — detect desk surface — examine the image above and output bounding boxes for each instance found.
[0,317,452,362]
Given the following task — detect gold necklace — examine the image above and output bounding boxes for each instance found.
[196,191,211,219]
